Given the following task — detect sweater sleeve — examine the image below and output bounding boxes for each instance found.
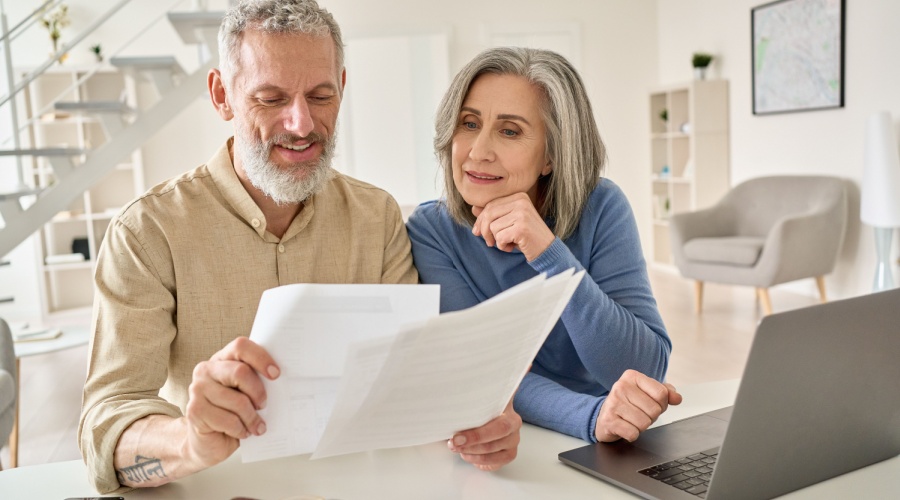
[523,187,671,440]
[406,204,481,312]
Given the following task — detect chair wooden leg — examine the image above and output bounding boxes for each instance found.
[8,357,19,468]
[815,276,827,303]
[694,281,704,315]
[757,288,773,316]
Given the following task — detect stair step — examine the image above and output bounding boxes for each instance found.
[0,187,42,201]
[168,11,224,45]
[110,55,184,73]
[55,100,133,114]
[0,147,86,157]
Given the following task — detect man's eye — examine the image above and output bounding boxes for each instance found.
[310,95,334,103]
[258,98,284,105]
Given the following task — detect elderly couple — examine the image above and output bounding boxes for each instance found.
[78,0,680,493]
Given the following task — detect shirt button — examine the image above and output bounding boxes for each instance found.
[251,218,261,228]
[278,244,285,253]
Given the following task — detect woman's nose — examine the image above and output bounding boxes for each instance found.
[468,129,495,162]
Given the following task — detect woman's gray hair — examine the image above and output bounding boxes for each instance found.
[218,0,344,85]
[435,47,606,240]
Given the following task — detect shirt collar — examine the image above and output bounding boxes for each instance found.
[207,137,317,242]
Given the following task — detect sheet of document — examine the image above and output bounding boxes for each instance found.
[241,283,439,463]
[312,269,584,459]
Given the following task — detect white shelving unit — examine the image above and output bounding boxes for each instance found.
[20,66,145,316]
[649,80,730,266]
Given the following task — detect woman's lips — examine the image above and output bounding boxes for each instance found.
[466,171,502,184]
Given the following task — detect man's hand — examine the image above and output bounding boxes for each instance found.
[595,369,682,443]
[471,192,555,262]
[183,336,280,468]
[447,399,522,471]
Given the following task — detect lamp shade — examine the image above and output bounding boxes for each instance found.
[861,111,900,227]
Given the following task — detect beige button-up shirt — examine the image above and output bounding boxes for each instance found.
[79,139,417,492]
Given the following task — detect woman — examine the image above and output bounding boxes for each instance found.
[407,47,681,468]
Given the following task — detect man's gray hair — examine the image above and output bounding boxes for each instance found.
[218,0,345,85]
[434,47,606,240]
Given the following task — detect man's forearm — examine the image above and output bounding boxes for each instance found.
[113,415,208,488]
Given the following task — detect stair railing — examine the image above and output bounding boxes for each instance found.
[8,0,187,140]
[0,0,132,110]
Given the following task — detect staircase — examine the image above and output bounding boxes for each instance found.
[0,4,224,259]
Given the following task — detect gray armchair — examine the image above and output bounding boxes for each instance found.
[0,318,16,470]
[669,176,848,315]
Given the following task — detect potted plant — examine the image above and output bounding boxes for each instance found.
[692,52,713,80]
[90,43,103,62]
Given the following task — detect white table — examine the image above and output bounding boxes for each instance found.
[8,326,90,468]
[1,379,898,499]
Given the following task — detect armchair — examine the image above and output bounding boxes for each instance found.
[0,318,16,470]
[669,176,848,315]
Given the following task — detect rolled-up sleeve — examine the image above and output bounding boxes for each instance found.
[78,216,181,493]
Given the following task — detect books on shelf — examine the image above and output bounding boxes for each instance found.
[12,327,62,343]
[45,253,85,265]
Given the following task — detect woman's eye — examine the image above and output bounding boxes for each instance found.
[462,121,478,130]
[501,129,518,137]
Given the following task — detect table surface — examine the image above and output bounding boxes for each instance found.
[1,378,898,499]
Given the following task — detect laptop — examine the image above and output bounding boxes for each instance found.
[559,288,900,499]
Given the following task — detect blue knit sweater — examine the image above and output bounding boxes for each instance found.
[406,179,671,442]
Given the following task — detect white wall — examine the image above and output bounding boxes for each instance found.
[658,0,900,299]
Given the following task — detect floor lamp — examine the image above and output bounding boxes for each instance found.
[861,111,900,292]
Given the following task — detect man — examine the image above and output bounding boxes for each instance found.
[78,0,520,493]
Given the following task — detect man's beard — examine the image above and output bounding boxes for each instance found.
[238,126,337,206]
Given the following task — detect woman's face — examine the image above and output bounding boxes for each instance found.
[451,73,551,211]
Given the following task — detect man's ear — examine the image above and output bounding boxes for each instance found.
[208,69,234,121]
[339,67,347,96]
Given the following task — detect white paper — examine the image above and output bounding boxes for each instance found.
[312,270,584,459]
[241,284,439,462]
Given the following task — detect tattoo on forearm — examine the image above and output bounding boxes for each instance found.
[116,455,168,484]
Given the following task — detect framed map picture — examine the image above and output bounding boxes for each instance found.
[752,0,845,115]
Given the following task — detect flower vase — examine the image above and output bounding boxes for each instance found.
[51,37,68,64]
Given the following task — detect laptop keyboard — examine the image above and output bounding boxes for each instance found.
[638,447,719,498]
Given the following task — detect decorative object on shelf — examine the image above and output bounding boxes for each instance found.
[40,3,70,64]
[860,111,900,291]
[660,165,670,178]
[692,52,713,80]
[679,122,691,134]
[752,0,845,115]
[659,108,668,124]
[72,237,90,261]
[90,43,103,62]
[682,157,695,179]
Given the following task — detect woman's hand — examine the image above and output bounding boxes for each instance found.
[471,192,555,262]
[447,399,522,471]
[595,369,683,443]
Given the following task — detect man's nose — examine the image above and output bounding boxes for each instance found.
[284,99,315,137]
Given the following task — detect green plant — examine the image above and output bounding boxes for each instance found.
[90,43,103,61]
[659,108,668,122]
[40,4,70,53]
[692,52,713,68]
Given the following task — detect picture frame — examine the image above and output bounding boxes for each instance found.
[751,0,845,115]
